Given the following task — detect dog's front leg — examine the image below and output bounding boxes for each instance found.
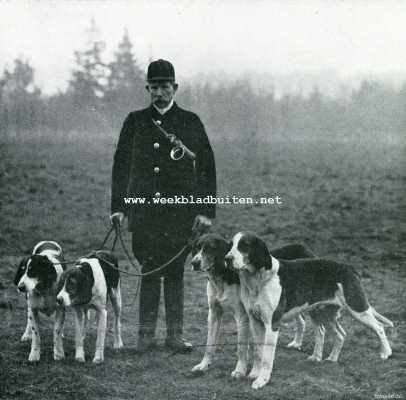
[247,316,264,380]
[28,309,41,362]
[252,322,279,390]
[53,306,65,360]
[21,303,33,342]
[74,307,86,362]
[192,301,223,373]
[231,304,249,379]
[83,309,89,341]
[93,307,107,364]
[109,286,124,350]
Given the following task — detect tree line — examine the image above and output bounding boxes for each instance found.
[1,25,405,141]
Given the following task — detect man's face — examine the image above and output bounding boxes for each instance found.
[146,81,178,109]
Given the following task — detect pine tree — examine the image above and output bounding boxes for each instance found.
[108,30,144,92]
[68,20,108,110]
[0,58,42,136]
[67,19,110,131]
[105,29,147,128]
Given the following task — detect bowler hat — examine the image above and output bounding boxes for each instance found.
[147,59,175,82]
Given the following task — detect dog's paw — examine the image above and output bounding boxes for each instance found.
[28,350,40,362]
[231,369,246,379]
[307,354,322,362]
[113,339,124,350]
[252,376,268,390]
[54,351,65,361]
[325,355,339,362]
[75,346,85,362]
[247,368,260,380]
[92,349,104,364]
[21,332,32,342]
[54,354,65,361]
[75,348,85,362]
[191,361,210,373]
[380,349,392,360]
[286,340,302,350]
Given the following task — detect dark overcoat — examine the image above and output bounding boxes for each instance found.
[111,102,216,251]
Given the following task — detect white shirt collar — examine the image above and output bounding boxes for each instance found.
[153,99,174,115]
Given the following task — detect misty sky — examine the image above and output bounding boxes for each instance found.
[1,0,406,94]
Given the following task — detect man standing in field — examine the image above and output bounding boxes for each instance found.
[110,59,216,352]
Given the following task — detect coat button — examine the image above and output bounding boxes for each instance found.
[154,167,160,173]
[154,142,160,149]
[156,120,162,125]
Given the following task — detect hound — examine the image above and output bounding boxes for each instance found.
[191,234,315,377]
[14,241,66,362]
[56,250,123,363]
[225,231,393,389]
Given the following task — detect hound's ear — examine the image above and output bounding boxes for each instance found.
[190,234,206,255]
[190,238,199,256]
[38,256,57,288]
[76,263,94,304]
[224,240,232,254]
[215,239,232,265]
[249,237,272,270]
[14,256,30,286]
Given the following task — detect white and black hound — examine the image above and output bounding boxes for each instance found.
[56,250,123,363]
[14,241,66,362]
[190,233,316,378]
[226,231,393,390]
[191,234,248,377]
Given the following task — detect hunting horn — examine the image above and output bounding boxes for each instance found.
[152,119,196,161]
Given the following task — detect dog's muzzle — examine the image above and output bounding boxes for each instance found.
[224,254,234,269]
[18,283,26,293]
[191,258,201,271]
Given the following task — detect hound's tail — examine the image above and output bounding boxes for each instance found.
[32,241,63,256]
[372,308,394,328]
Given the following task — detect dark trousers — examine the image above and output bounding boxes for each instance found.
[132,231,189,338]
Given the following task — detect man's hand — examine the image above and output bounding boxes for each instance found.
[110,212,124,226]
[192,215,212,236]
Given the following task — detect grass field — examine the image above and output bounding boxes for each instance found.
[0,134,405,400]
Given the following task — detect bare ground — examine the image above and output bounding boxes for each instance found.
[0,135,405,399]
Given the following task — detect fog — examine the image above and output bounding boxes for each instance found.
[1,0,406,95]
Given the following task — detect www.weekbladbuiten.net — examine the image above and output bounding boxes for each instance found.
[123,195,282,205]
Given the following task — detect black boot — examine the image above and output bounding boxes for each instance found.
[164,272,193,353]
[164,336,193,353]
[137,274,160,352]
